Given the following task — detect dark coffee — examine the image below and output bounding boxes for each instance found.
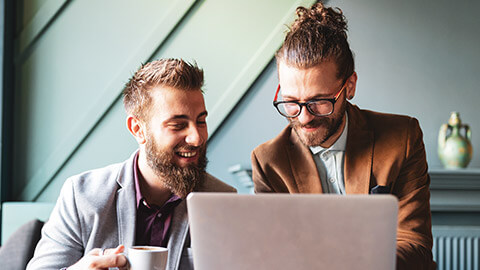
[132,247,161,251]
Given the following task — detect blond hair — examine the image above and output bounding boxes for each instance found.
[123,59,204,120]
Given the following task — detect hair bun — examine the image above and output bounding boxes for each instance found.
[292,2,347,34]
[276,2,354,77]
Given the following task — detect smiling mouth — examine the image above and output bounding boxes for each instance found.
[176,151,198,158]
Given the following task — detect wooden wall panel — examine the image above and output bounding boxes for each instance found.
[13,0,315,201]
[149,0,316,135]
[18,0,70,54]
[36,98,137,201]
[15,0,197,200]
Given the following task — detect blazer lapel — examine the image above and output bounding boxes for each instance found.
[116,152,138,247]
[287,128,323,193]
[167,200,189,270]
[344,104,373,194]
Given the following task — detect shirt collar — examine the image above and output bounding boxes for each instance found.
[309,112,349,155]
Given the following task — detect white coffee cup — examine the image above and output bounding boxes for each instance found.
[128,246,168,270]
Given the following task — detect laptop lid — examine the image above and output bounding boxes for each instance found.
[187,193,398,270]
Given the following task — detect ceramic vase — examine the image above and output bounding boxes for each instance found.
[438,112,473,169]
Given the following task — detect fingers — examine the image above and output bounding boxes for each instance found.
[103,245,125,255]
[88,248,104,256]
[79,245,127,269]
[89,253,127,269]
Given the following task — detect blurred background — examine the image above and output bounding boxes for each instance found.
[0,0,478,205]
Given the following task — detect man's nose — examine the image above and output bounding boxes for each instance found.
[185,125,205,146]
[296,106,315,125]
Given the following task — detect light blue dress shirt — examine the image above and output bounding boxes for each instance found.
[309,114,348,194]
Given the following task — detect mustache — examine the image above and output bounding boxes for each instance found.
[290,117,328,129]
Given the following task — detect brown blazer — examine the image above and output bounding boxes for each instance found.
[251,103,435,270]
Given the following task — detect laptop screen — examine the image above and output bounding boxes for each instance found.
[187,193,397,270]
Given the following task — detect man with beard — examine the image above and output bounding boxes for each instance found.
[251,3,435,270]
[27,59,236,270]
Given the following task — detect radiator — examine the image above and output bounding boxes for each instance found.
[432,226,480,270]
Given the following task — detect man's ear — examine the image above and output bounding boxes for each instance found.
[346,72,358,100]
[126,115,147,145]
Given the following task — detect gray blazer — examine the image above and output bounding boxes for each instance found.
[27,151,236,270]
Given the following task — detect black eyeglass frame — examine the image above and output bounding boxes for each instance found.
[272,81,347,118]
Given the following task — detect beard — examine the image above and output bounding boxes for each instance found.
[144,135,208,198]
[289,101,346,147]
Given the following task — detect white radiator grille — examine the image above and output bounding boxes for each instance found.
[433,226,480,270]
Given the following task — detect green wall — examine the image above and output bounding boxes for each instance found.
[13,0,316,201]
[208,0,480,192]
[328,0,480,170]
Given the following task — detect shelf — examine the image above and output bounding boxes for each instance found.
[429,168,480,190]
[429,168,480,212]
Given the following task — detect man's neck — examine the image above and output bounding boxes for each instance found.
[137,151,173,206]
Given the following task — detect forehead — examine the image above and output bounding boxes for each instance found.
[278,61,341,99]
[149,86,206,120]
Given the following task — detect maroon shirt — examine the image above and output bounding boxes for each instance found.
[133,153,181,247]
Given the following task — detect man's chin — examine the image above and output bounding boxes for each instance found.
[294,126,327,147]
[160,168,205,198]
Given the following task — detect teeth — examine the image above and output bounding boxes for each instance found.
[178,152,196,158]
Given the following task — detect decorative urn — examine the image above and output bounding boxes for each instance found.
[438,112,473,169]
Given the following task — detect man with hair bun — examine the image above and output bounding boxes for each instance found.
[251,3,435,269]
[28,59,236,270]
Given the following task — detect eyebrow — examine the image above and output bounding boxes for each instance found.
[282,93,333,101]
[198,111,208,118]
[165,111,208,122]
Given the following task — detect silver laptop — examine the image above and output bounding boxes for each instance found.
[187,193,397,270]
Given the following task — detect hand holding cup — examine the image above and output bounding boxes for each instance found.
[68,245,127,270]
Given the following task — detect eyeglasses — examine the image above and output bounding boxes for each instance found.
[273,81,347,118]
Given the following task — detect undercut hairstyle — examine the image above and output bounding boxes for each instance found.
[123,58,204,120]
[276,2,354,81]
